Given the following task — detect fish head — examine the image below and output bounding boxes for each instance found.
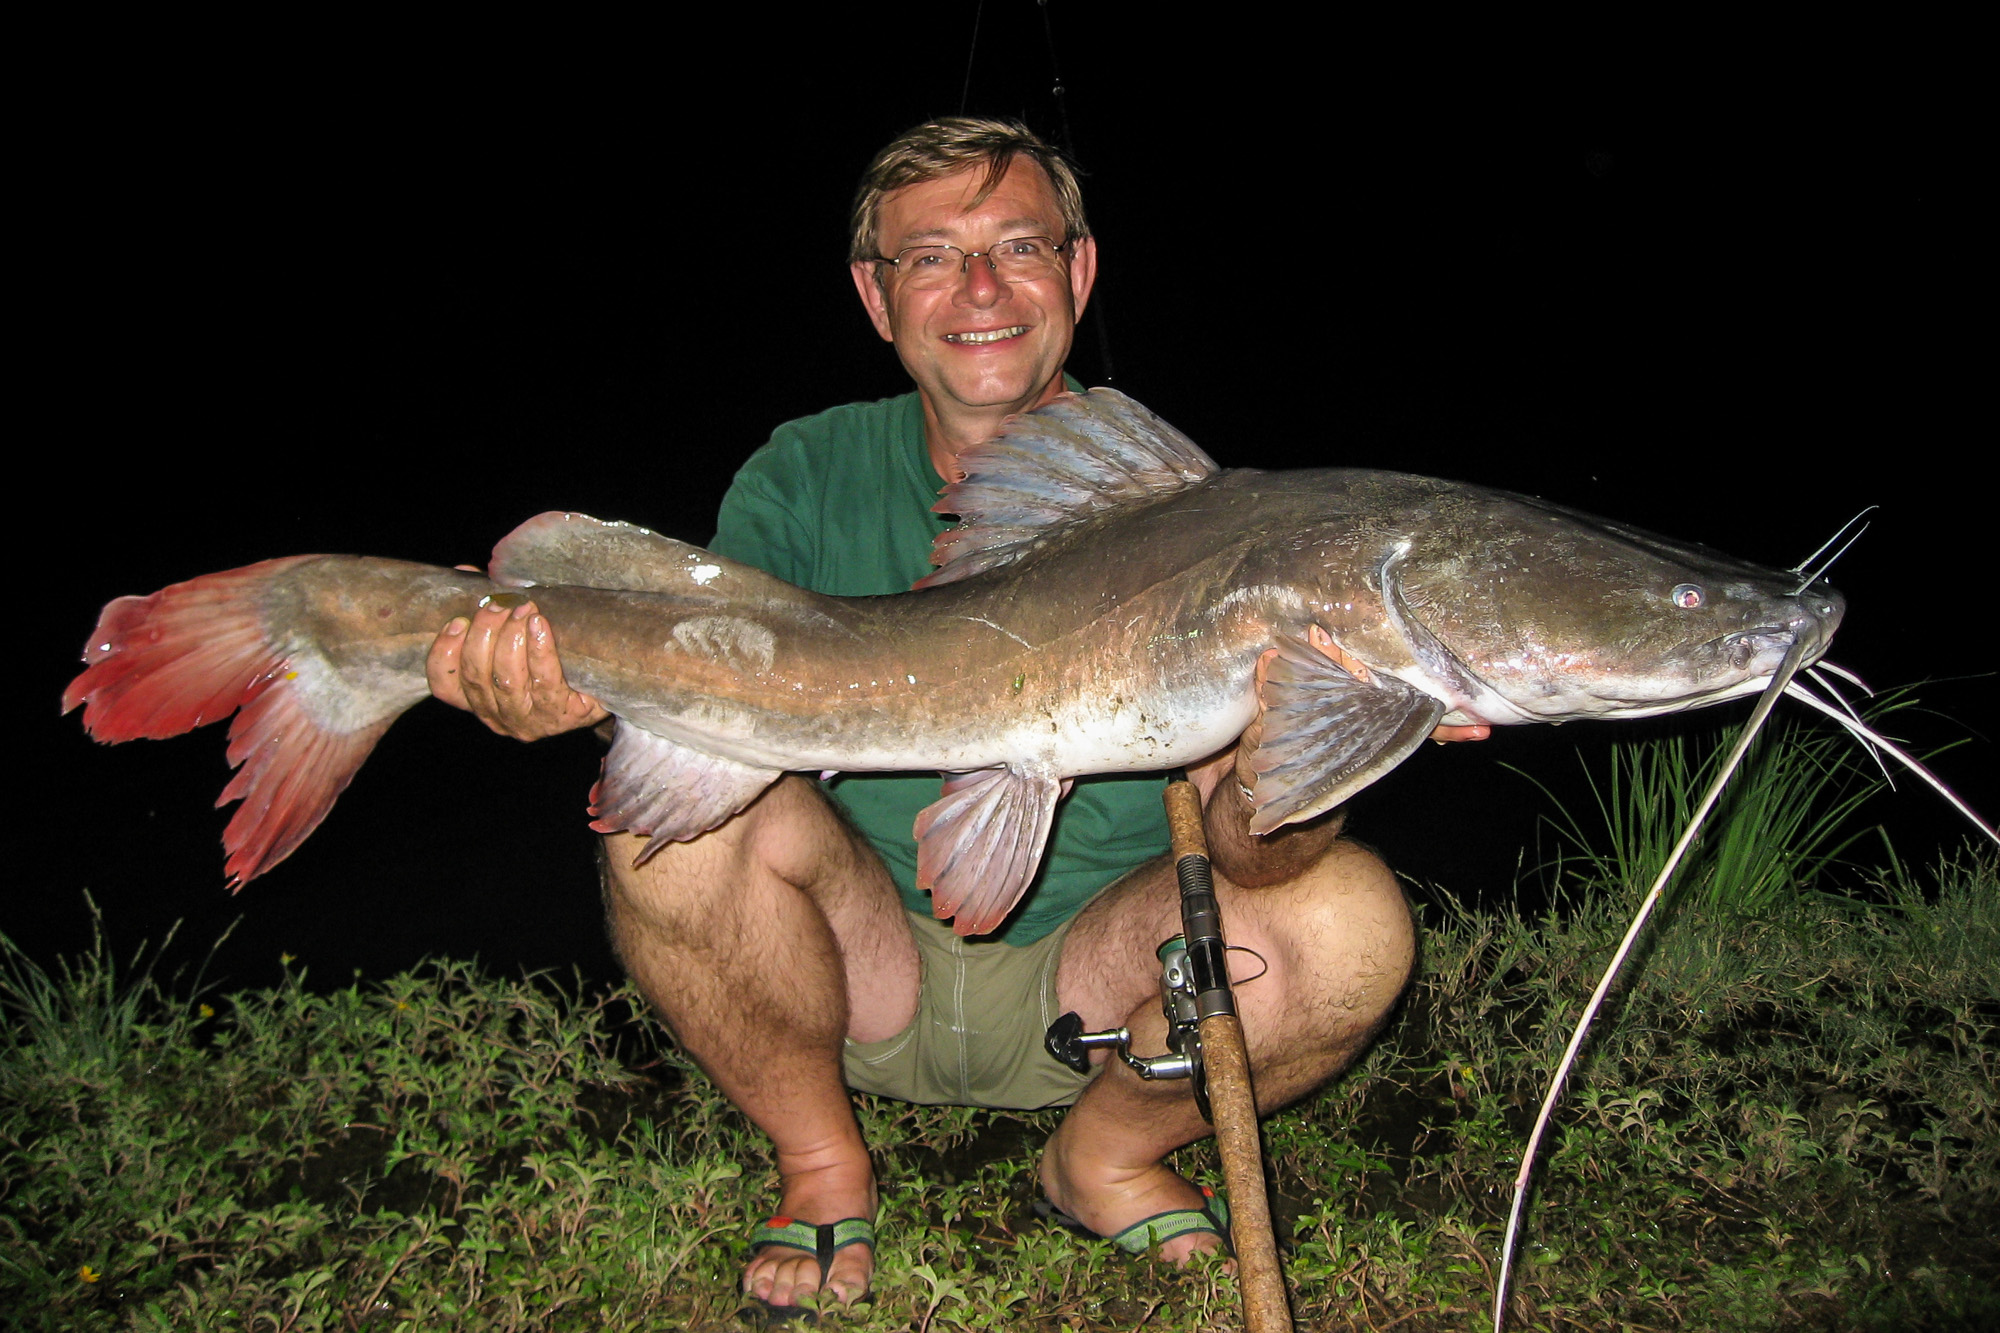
[1387,493,1845,724]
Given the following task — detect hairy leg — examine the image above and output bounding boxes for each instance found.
[602,776,917,1307]
[1044,828,1414,1261]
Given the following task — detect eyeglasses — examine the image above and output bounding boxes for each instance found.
[874,235,1070,289]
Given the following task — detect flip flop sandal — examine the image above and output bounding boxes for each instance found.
[1035,1185,1233,1256]
[745,1215,875,1318]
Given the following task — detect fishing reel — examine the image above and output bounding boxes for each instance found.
[1045,935,1213,1123]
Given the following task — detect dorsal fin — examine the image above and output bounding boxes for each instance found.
[916,388,1220,589]
[490,512,713,591]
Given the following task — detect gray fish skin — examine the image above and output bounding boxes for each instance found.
[64,391,1843,933]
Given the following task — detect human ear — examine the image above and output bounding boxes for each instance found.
[1066,236,1099,317]
[849,262,896,342]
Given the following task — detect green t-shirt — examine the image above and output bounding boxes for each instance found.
[709,391,1172,944]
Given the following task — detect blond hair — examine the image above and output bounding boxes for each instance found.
[848,117,1089,264]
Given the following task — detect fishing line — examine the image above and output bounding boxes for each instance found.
[1225,944,1270,985]
[1496,651,1996,1324]
[1492,639,1809,1333]
[953,2,1115,382]
[1038,0,1072,153]
[957,0,985,116]
[1037,0,1117,386]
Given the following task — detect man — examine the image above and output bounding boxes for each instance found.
[428,118,1481,1311]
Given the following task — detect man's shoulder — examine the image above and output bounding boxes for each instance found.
[729,392,924,507]
[763,392,924,456]
[714,390,941,593]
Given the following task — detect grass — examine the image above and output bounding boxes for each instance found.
[4,846,1996,1331]
[1516,693,1946,914]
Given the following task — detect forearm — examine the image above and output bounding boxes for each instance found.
[1180,747,1348,889]
[1201,772,1347,889]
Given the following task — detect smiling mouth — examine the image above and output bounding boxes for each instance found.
[943,326,1029,345]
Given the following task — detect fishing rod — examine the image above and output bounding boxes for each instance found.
[1045,771,1291,1333]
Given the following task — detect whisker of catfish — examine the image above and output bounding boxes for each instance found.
[1792,522,1871,595]
[1791,505,1878,577]
[1493,642,1807,1333]
[1812,660,1874,695]
[1803,667,1867,725]
[1801,669,1895,785]
[1783,682,2000,846]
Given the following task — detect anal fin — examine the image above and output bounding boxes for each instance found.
[1244,634,1444,834]
[913,764,1063,936]
[590,721,782,860]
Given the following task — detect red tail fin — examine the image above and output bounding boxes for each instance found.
[64,558,408,888]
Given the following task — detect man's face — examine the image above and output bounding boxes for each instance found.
[850,159,1097,423]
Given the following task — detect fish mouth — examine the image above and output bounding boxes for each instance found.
[1722,625,1797,670]
[1721,591,1843,671]
[944,325,1029,345]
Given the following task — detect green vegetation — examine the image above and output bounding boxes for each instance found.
[5,847,1995,1331]
[1516,703,1926,915]
[8,702,1999,1330]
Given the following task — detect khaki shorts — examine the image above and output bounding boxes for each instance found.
[842,910,1100,1110]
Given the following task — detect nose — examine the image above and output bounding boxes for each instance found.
[954,250,1008,303]
[1792,585,1842,626]
[1787,586,1846,657]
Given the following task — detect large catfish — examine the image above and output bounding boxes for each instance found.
[65,390,1843,934]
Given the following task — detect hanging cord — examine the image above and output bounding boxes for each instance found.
[957,0,985,115]
[1036,1,1116,383]
[955,2,1115,384]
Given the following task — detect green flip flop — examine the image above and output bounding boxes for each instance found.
[1036,1184,1233,1256]
[746,1214,876,1305]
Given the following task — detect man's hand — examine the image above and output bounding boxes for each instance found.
[426,596,609,741]
[1190,635,1491,885]
[1301,628,1490,746]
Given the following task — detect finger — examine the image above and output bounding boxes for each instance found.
[523,612,573,710]
[455,600,516,717]
[486,604,536,720]
[1251,646,1279,700]
[426,618,471,708]
[1246,647,1280,735]
[1307,624,1371,682]
[526,611,611,728]
[1234,648,1283,798]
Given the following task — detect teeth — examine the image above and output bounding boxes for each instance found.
[945,326,1028,344]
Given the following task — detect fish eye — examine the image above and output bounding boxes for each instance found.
[1671,583,1704,609]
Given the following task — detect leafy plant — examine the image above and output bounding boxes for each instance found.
[3,854,1995,1330]
[1517,692,1941,913]
[0,895,229,1092]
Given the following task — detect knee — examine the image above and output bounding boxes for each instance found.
[1241,840,1414,1031]
[599,829,711,947]
[598,776,869,939]
[596,789,784,939]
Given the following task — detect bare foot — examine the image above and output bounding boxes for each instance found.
[1037,1117,1227,1264]
[743,1144,878,1309]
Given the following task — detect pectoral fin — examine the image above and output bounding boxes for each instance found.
[590,721,782,861]
[1243,636,1445,834]
[913,764,1063,936]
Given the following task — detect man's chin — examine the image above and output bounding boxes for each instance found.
[932,370,1068,416]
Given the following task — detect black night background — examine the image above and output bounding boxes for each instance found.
[19,15,1989,997]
